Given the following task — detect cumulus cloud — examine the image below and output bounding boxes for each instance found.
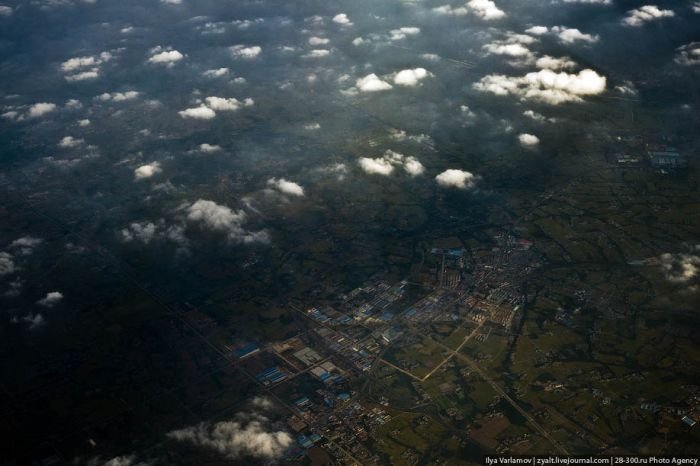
[394,68,432,87]
[179,105,216,120]
[536,55,577,70]
[435,169,477,189]
[550,26,598,44]
[562,0,610,3]
[203,68,229,78]
[23,313,46,330]
[199,143,222,153]
[0,5,13,15]
[37,291,63,308]
[266,178,305,197]
[659,251,700,283]
[389,27,421,41]
[308,36,330,46]
[121,221,187,247]
[187,200,269,244]
[622,5,674,27]
[432,4,468,16]
[10,237,42,255]
[134,162,162,180]
[205,96,253,111]
[27,102,57,118]
[332,13,353,26]
[518,133,540,147]
[358,150,424,177]
[523,110,557,123]
[167,414,292,460]
[303,49,330,58]
[148,49,184,64]
[61,52,112,81]
[675,42,700,66]
[0,252,16,276]
[58,136,84,148]
[356,73,393,92]
[97,91,139,102]
[694,1,700,13]
[473,68,606,104]
[525,25,549,35]
[467,0,505,19]
[230,45,262,59]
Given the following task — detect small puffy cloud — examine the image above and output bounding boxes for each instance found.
[0,5,13,15]
[0,252,16,276]
[551,26,598,44]
[10,237,42,255]
[97,91,139,102]
[536,55,577,70]
[308,36,330,46]
[435,169,477,189]
[23,313,45,330]
[134,162,162,180]
[622,5,674,27]
[466,0,505,19]
[37,291,63,308]
[303,49,330,58]
[61,54,105,72]
[562,0,610,3]
[525,25,549,35]
[359,150,424,177]
[432,4,469,16]
[659,252,700,283]
[65,69,100,82]
[304,122,320,130]
[58,136,83,148]
[356,73,393,92]
[230,45,262,59]
[203,68,229,78]
[167,415,292,460]
[79,119,91,126]
[473,68,606,104]
[694,1,700,13]
[523,110,557,123]
[161,0,182,4]
[199,143,222,153]
[332,13,353,26]
[121,220,187,247]
[518,133,540,147]
[316,163,348,180]
[389,27,421,41]
[187,199,269,244]
[27,102,57,118]
[266,178,305,197]
[179,105,216,119]
[675,42,700,66]
[148,49,184,64]
[205,96,253,111]
[394,68,432,87]
[614,81,638,95]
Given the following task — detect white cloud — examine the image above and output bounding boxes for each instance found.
[65,69,100,82]
[523,110,556,123]
[675,42,700,66]
[551,26,598,44]
[316,163,348,181]
[304,123,320,130]
[23,313,45,330]
[203,68,229,78]
[97,91,139,102]
[79,119,91,126]
[266,178,305,197]
[359,150,424,177]
[308,36,330,46]
[614,81,638,95]
[167,415,292,460]
[10,237,42,255]
[518,133,540,146]
[432,4,469,16]
[0,252,16,276]
[161,0,182,4]
[622,5,674,27]
[694,1,700,13]
[0,5,13,15]
[27,102,57,118]
[121,221,187,247]
[473,68,606,104]
[332,13,353,26]
[148,49,184,64]
[389,27,421,41]
[466,0,505,19]
[659,252,700,283]
[393,68,432,87]
[187,199,269,244]
[230,45,262,59]
[205,96,253,111]
[435,169,477,189]
[58,136,84,148]
[37,291,63,307]
[179,105,216,120]
[303,49,330,58]
[134,162,162,180]
[61,55,99,72]
[199,143,222,153]
[358,157,395,176]
[356,73,393,92]
[536,55,577,70]
[525,25,549,35]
